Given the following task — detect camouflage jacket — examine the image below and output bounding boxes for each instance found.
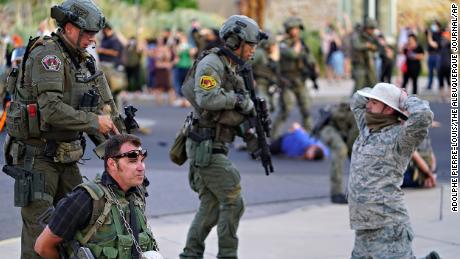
[348,89,433,230]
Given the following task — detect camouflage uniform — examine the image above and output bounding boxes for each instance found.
[348,89,433,258]
[271,18,315,138]
[251,38,279,112]
[350,25,377,93]
[317,102,358,196]
[180,15,263,259]
[3,1,107,258]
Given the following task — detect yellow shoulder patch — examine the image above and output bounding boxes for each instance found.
[199,76,217,90]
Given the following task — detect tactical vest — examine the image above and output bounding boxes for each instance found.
[6,33,97,142]
[279,38,307,74]
[181,48,246,143]
[70,179,157,259]
[351,32,374,68]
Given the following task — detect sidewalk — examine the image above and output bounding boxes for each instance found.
[0,186,458,258]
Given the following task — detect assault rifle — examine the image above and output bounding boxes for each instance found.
[237,63,274,175]
[80,69,139,158]
[299,39,319,90]
[311,107,332,137]
[217,46,274,175]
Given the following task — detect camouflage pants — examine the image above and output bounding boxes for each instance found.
[271,76,312,138]
[319,126,347,195]
[255,79,276,113]
[180,154,244,259]
[18,152,82,259]
[352,67,377,94]
[351,224,415,259]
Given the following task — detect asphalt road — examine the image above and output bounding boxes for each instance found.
[0,100,451,240]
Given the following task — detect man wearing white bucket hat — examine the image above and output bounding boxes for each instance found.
[348,83,440,258]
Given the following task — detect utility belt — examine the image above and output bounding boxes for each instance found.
[9,137,84,165]
[2,136,83,207]
[188,126,230,168]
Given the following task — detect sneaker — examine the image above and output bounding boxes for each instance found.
[425,251,441,259]
[331,194,348,204]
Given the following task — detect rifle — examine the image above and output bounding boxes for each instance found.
[311,107,332,137]
[80,69,139,158]
[253,59,290,93]
[362,32,386,59]
[237,62,274,175]
[299,39,319,90]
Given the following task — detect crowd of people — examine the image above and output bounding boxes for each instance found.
[0,0,447,258]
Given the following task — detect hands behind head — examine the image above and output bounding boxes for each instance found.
[398,87,408,114]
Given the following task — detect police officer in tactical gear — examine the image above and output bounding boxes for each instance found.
[251,34,280,113]
[35,134,161,259]
[350,18,379,93]
[3,0,118,257]
[313,102,358,204]
[271,16,317,138]
[179,15,265,259]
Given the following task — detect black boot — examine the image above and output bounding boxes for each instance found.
[425,251,441,259]
[331,194,348,204]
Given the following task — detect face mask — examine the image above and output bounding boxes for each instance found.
[431,24,438,32]
[365,112,400,131]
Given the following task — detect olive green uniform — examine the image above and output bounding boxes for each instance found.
[351,30,377,93]
[4,32,106,258]
[251,47,278,112]
[317,103,358,196]
[180,48,256,259]
[271,37,314,138]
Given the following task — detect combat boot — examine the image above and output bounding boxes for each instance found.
[424,251,441,259]
[331,194,348,204]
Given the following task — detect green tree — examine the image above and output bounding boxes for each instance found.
[121,0,197,11]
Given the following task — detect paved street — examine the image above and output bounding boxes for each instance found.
[0,78,455,258]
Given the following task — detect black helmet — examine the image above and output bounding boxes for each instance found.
[51,0,105,32]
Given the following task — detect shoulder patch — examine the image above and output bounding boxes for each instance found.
[199,76,217,90]
[41,55,62,71]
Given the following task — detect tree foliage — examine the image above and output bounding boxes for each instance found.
[0,0,220,40]
[121,0,198,11]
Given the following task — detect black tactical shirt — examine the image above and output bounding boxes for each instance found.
[48,172,143,240]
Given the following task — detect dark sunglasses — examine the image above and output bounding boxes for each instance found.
[111,149,147,160]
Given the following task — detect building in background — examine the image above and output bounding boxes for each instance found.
[198,0,449,41]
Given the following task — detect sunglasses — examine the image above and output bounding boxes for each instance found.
[111,149,148,160]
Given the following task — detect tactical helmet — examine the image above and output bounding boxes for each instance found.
[51,0,105,32]
[283,17,304,32]
[363,17,378,29]
[219,15,266,50]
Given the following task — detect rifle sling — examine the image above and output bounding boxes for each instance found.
[217,46,245,66]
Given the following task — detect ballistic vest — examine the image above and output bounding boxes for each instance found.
[181,48,246,143]
[71,179,156,259]
[6,32,98,142]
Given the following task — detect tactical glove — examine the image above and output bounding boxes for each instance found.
[235,92,254,114]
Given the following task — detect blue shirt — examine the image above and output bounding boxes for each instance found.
[99,35,123,64]
[281,129,330,158]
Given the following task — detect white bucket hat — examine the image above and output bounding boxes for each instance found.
[357,83,408,120]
